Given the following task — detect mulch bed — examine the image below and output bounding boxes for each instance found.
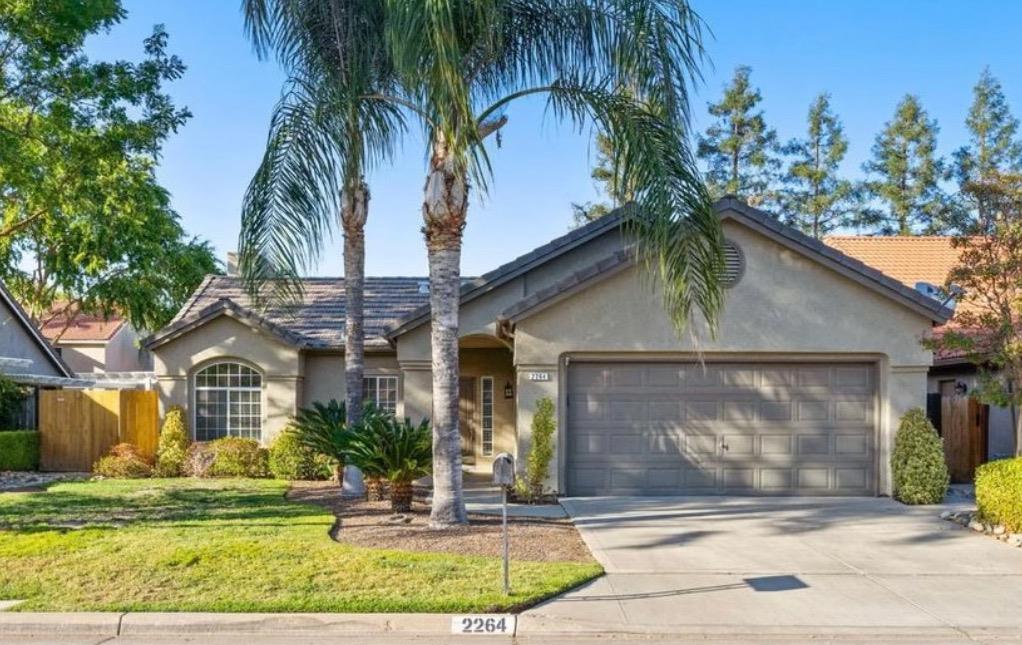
[287,481,595,564]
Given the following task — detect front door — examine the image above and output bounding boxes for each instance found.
[459,377,477,464]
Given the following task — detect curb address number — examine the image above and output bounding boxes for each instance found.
[451,615,515,635]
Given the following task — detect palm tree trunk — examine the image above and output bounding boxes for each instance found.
[341,177,369,497]
[424,136,468,528]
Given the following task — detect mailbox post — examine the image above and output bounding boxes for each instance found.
[492,452,515,595]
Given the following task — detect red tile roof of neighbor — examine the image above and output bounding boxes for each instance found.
[39,306,126,342]
[824,236,976,363]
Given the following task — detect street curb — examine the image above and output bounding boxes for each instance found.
[118,612,454,636]
[0,612,122,636]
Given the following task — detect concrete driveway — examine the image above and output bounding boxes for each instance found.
[522,496,1022,640]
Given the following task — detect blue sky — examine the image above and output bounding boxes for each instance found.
[86,1,1022,277]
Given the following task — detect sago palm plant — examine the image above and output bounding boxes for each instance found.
[291,400,350,485]
[348,414,432,512]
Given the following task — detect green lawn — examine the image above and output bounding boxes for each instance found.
[0,479,601,612]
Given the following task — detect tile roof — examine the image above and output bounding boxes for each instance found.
[160,276,433,350]
[39,306,126,342]
[823,236,963,291]
[824,235,977,363]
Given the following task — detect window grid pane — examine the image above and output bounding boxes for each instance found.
[481,377,494,456]
[194,363,262,442]
[363,376,398,414]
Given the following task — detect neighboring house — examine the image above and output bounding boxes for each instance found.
[0,280,75,428]
[826,235,1016,462]
[145,197,951,497]
[39,308,151,374]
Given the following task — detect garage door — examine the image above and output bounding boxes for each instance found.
[566,361,877,496]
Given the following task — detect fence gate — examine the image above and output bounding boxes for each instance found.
[39,389,158,472]
[940,393,988,483]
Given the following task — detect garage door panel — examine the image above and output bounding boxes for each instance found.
[566,361,877,496]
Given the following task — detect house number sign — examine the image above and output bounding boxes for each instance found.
[526,372,550,381]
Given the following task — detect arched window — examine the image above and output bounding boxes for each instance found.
[194,362,262,441]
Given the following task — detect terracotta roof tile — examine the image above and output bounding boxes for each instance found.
[823,236,963,289]
[40,307,126,342]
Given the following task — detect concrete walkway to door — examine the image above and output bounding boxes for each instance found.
[520,496,1022,640]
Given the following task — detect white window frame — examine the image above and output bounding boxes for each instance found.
[481,376,494,456]
[192,361,263,442]
[363,375,399,415]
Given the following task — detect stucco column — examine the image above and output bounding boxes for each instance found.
[882,365,930,496]
[399,360,433,422]
[515,363,559,492]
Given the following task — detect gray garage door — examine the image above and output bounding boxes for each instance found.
[566,361,877,496]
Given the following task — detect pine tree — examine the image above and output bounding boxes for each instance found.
[954,68,1022,226]
[778,94,860,238]
[862,95,957,235]
[697,66,779,207]
[572,131,636,226]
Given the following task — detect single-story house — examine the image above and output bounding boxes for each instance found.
[144,197,951,497]
[39,306,151,374]
[825,235,1016,464]
[0,280,75,427]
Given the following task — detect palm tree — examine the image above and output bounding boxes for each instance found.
[378,1,724,527]
[239,1,403,432]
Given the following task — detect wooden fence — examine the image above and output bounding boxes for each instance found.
[39,389,159,472]
[940,395,988,483]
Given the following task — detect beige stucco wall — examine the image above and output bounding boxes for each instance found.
[302,352,401,411]
[151,315,302,444]
[58,342,106,373]
[509,218,937,496]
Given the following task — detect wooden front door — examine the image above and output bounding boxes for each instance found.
[459,377,477,464]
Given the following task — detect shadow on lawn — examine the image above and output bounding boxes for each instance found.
[0,482,328,530]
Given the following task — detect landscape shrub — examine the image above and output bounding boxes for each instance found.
[291,399,351,484]
[347,414,431,512]
[93,443,153,479]
[0,430,39,470]
[891,408,949,504]
[154,406,190,477]
[976,457,1022,532]
[184,442,217,478]
[515,398,556,502]
[268,429,334,481]
[207,437,270,478]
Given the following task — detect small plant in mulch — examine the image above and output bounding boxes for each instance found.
[511,397,558,504]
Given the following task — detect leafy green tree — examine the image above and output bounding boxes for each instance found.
[697,66,780,206]
[777,94,861,238]
[862,95,959,235]
[377,1,723,527]
[954,68,1022,226]
[928,173,1022,456]
[0,2,215,332]
[241,1,402,427]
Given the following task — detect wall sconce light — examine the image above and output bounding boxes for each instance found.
[954,381,968,396]
[504,381,514,399]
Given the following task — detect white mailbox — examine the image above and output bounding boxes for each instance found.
[492,452,515,487]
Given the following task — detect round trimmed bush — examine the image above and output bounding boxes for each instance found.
[154,406,190,477]
[891,408,949,505]
[268,430,334,481]
[93,443,153,479]
[207,437,270,478]
[976,457,1022,532]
